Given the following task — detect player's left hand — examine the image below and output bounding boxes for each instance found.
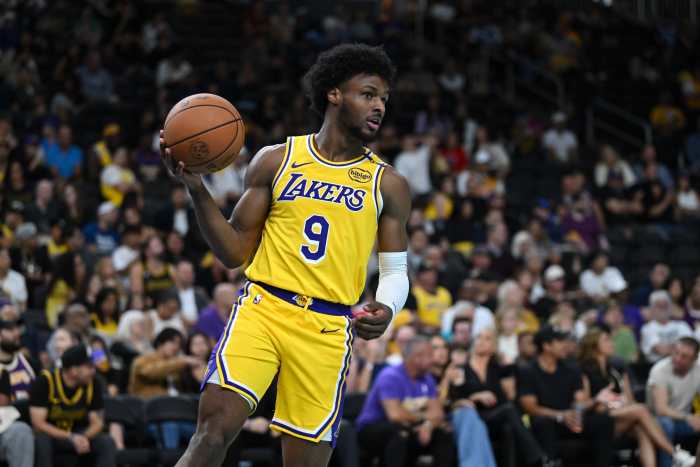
[352,302,392,340]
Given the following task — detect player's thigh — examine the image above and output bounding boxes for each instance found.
[272,313,352,442]
[195,383,250,442]
[211,282,281,411]
[281,434,333,467]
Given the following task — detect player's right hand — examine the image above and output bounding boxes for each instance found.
[352,302,392,340]
[159,129,203,190]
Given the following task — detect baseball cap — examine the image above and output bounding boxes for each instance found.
[97,201,116,217]
[534,324,569,347]
[60,344,93,369]
[544,264,565,282]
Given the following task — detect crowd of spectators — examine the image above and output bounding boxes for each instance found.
[2,0,700,466]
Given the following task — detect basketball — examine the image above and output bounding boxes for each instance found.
[163,93,245,174]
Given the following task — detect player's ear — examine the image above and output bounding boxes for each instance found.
[327,88,341,106]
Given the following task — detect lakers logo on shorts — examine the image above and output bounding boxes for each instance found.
[292,294,313,307]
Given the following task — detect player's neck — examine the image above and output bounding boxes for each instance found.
[314,121,364,162]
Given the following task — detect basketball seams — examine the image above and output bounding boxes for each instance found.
[166,118,241,148]
[164,103,238,127]
[178,119,243,171]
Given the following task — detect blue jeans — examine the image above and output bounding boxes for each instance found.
[452,407,497,467]
[147,421,196,450]
[657,416,697,467]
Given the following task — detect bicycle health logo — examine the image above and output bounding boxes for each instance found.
[348,167,372,183]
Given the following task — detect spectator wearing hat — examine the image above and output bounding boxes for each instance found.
[356,335,456,467]
[128,328,201,448]
[0,305,37,400]
[412,262,452,334]
[542,111,578,164]
[0,247,27,312]
[647,337,700,467]
[580,251,628,304]
[534,265,567,321]
[641,291,693,363]
[518,325,615,467]
[82,202,120,256]
[29,343,117,467]
[43,124,82,180]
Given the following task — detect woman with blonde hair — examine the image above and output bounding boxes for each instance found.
[578,327,695,467]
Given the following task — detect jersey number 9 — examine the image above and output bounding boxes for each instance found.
[300,215,329,264]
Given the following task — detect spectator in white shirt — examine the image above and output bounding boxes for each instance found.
[441,296,495,341]
[170,260,209,328]
[0,248,27,312]
[542,112,578,164]
[394,135,435,197]
[580,251,628,303]
[594,144,636,188]
[641,291,693,363]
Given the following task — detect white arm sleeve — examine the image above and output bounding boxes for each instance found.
[375,251,409,327]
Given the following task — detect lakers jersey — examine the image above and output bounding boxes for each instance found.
[245,134,386,305]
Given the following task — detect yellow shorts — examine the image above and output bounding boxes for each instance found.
[204,281,354,444]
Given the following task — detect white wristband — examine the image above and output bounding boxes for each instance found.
[375,251,409,329]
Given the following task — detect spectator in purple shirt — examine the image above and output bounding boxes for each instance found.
[195,283,238,344]
[355,335,455,467]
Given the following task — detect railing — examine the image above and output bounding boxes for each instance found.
[586,98,653,150]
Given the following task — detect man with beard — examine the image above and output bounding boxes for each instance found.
[0,303,37,400]
[161,44,409,467]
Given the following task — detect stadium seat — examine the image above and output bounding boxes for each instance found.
[104,396,156,466]
[144,395,199,466]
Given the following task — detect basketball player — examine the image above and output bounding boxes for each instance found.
[160,44,410,467]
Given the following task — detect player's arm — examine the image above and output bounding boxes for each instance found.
[161,132,284,269]
[353,167,411,340]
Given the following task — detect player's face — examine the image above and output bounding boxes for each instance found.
[338,74,389,142]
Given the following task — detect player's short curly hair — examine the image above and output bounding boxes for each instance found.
[303,43,396,116]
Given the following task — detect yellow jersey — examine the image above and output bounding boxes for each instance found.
[413,285,452,328]
[245,134,386,306]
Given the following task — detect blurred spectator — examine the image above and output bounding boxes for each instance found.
[111,226,141,276]
[597,169,645,226]
[156,51,192,89]
[45,327,77,367]
[684,117,700,173]
[580,251,628,303]
[675,173,700,222]
[63,303,93,347]
[578,327,694,467]
[486,222,516,279]
[171,259,209,329]
[472,126,510,177]
[412,263,452,333]
[395,136,434,198]
[43,125,83,180]
[647,337,700,467]
[0,364,34,467]
[0,247,27,311]
[202,147,249,208]
[45,253,88,329]
[89,335,118,396]
[640,165,675,225]
[518,325,615,467]
[441,280,495,341]
[110,310,151,389]
[450,328,544,467]
[497,308,520,364]
[177,331,211,394]
[534,265,567,321]
[129,328,199,449]
[687,278,700,333]
[86,257,123,305]
[517,331,537,365]
[76,50,116,103]
[100,147,137,207]
[438,60,465,95]
[130,235,174,306]
[602,301,639,363]
[154,186,197,242]
[82,202,120,256]
[594,145,636,188]
[641,291,692,363]
[30,344,116,467]
[632,263,671,307]
[497,280,539,334]
[355,335,455,467]
[0,306,36,400]
[414,95,452,138]
[89,123,122,178]
[195,282,237,344]
[542,111,578,164]
[147,290,185,338]
[635,145,674,190]
[90,287,121,342]
[24,180,60,234]
[650,91,686,134]
[450,317,472,349]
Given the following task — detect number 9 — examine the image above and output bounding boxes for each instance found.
[300,215,329,263]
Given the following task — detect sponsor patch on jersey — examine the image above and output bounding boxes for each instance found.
[348,167,372,183]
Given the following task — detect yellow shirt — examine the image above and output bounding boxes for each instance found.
[245,134,386,305]
[413,285,452,328]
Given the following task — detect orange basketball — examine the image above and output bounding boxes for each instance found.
[163,93,245,174]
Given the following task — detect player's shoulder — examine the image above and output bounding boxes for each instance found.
[377,162,409,200]
[246,141,288,186]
